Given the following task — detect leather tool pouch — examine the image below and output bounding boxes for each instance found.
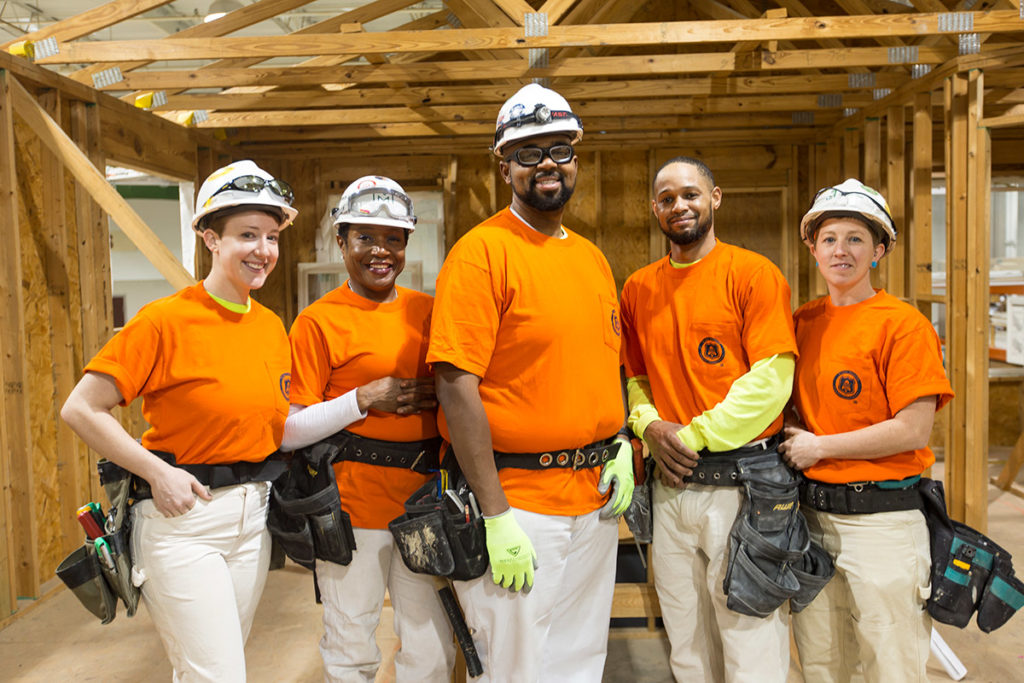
[723,452,833,617]
[268,442,356,569]
[56,544,118,624]
[921,478,1024,631]
[390,478,488,581]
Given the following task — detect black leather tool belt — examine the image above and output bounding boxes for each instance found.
[683,433,783,487]
[799,478,922,514]
[324,430,441,474]
[133,450,287,500]
[495,436,618,471]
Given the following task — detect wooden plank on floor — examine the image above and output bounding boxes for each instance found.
[611,582,661,620]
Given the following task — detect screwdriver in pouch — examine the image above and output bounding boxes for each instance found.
[76,505,104,539]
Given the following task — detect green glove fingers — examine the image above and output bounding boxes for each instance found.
[483,509,538,592]
[598,436,636,518]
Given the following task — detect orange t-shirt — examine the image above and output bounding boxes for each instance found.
[85,282,291,465]
[793,290,953,483]
[289,283,437,529]
[427,208,624,516]
[621,241,797,442]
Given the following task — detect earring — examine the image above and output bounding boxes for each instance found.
[815,261,818,267]
[871,260,877,268]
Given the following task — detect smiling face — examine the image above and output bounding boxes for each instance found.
[651,161,721,249]
[337,224,408,302]
[499,133,578,213]
[810,216,886,299]
[203,209,281,303]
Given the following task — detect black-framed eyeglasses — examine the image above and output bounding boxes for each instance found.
[505,143,575,167]
[812,186,892,224]
[211,175,295,205]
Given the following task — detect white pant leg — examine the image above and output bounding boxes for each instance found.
[454,508,616,683]
[541,509,618,682]
[131,482,271,683]
[794,508,931,683]
[652,481,789,683]
[317,528,391,683]
[387,533,455,682]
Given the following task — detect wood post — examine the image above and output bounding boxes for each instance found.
[885,104,906,299]
[910,91,933,314]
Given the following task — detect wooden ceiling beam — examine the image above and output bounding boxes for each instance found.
[833,0,907,47]
[0,0,175,50]
[539,0,581,24]
[156,72,908,111]
[193,92,874,128]
[42,11,1024,64]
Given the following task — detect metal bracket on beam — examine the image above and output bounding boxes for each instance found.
[937,12,973,33]
[843,107,860,118]
[888,46,919,64]
[524,13,548,37]
[958,33,980,55]
[817,94,842,108]
[848,73,876,88]
[873,88,893,100]
[32,37,58,59]
[912,64,933,79]
[528,48,548,69]
[92,67,123,89]
[792,112,814,125]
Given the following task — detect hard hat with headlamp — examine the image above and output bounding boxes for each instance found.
[492,83,583,157]
[332,175,417,233]
[192,159,298,231]
[800,178,897,253]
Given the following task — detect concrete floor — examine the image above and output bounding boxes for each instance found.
[2,456,1023,682]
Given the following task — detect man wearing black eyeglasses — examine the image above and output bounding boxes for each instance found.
[428,84,634,681]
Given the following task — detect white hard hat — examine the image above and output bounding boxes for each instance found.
[332,175,416,233]
[800,178,897,252]
[192,159,297,231]
[492,83,583,157]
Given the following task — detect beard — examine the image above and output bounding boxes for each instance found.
[662,209,713,246]
[517,171,576,212]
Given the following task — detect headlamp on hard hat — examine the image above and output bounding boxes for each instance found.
[493,103,582,149]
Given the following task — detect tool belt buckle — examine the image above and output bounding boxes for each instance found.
[572,449,587,470]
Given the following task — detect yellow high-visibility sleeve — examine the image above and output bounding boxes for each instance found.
[626,375,662,441]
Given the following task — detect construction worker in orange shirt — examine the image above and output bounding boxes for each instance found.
[428,83,634,682]
[621,156,798,681]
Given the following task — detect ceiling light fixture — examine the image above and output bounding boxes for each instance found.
[204,0,244,23]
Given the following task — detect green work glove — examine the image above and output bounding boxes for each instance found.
[598,436,636,518]
[483,509,537,592]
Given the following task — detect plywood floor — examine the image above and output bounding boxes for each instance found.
[2,455,1023,682]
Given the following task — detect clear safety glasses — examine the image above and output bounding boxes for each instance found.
[506,143,575,167]
[813,186,892,223]
[332,187,417,225]
[211,175,295,205]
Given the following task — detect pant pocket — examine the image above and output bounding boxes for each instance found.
[56,544,118,624]
[389,511,456,576]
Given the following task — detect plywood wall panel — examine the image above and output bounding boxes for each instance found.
[598,149,651,290]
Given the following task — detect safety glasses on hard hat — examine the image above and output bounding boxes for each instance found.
[506,144,575,167]
[211,175,295,205]
[332,186,417,225]
[493,103,582,147]
[812,185,892,224]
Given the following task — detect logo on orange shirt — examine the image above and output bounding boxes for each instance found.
[832,370,862,400]
[610,309,620,336]
[698,337,725,364]
[279,373,291,400]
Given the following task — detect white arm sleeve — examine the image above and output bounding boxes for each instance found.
[280,388,367,451]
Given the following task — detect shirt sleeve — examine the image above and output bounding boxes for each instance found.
[426,239,502,377]
[882,323,954,414]
[620,278,647,378]
[288,313,333,407]
[677,352,795,451]
[626,375,661,440]
[740,264,798,363]
[84,310,162,405]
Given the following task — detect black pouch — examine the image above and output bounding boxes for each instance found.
[389,478,488,581]
[56,544,118,624]
[269,442,356,567]
[790,540,835,613]
[623,449,653,544]
[976,554,1024,632]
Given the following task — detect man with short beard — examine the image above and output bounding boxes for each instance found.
[428,84,634,681]
[619,157,798,681]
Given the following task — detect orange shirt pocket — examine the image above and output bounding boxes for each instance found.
[685,322,743,376]
[821,356,876,416]
[265,360,292,418]
[601,294,622,354]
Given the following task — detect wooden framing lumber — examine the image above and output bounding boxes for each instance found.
[39,11,1024,64]
[0,0,175,51]
[885,104,907,299]
[911,91,933,313]
[9,77,195,291]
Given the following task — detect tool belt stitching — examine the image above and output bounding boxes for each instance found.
[684,433,782,486]
[132,450,286,500]
[495,436,617,471]
[324,431,441,473]
[799,478,922,515]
